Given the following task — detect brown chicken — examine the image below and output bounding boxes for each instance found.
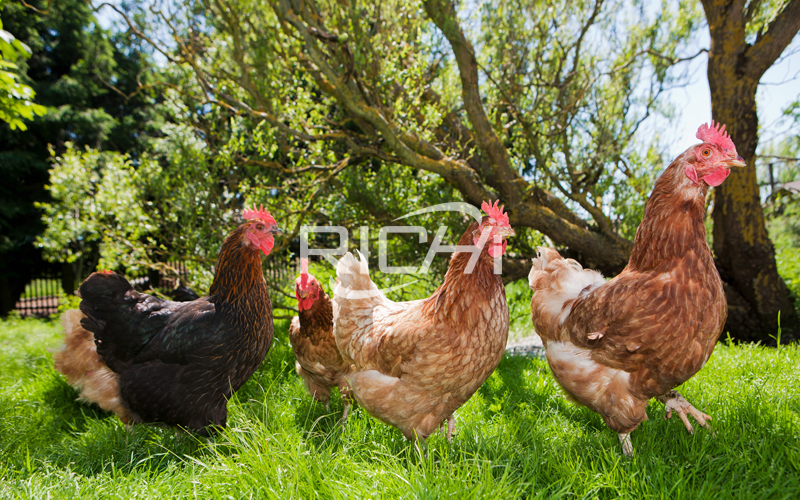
[332,201,514,442]
[289,258,354,421]
[528,121,745,455]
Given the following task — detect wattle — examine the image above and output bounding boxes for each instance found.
[259,235,275,255]
[299,296,314,311]
[488,240,507,258]
[702,167,730,187]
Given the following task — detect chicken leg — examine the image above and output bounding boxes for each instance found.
[618,433,634,457]
[657,390,711,434]
[340,402,350,429]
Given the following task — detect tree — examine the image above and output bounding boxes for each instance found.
[110,0,695,264]
[701,0,800,342]
[108,0,800,341]
[0,0,161,314]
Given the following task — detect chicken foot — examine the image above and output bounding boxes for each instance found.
[618,433,634,457]
[657,390,711,434]
[437,415,456,442]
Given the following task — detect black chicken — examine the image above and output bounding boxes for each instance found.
[54,206,281,434]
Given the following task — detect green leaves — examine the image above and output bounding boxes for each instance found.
[0,19,46,131]
[35,144,153,274]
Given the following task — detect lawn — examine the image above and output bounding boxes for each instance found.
[0,314,798,499]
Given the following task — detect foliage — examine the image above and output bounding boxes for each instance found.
[0,0,164,314]
[35,138,254,294]
[0,5,46,130]
[35,144,154,278]
[101,0,705,280]
[760,128,800,305]
[1,314,798,499]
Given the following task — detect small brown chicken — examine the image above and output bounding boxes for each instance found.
[289,259,354,421]
[528,121,745,455]
[332,201,514,442]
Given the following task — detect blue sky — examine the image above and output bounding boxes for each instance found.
[659,36,800,159]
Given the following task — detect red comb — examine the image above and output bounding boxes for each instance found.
[299,258,309,288]
[481,200,510,226]
[697,121,737,154]
[243,204,276,224]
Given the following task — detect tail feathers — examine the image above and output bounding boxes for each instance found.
[335,251,373,290]
[529,247,605,339]
[53,309,135,424]
[78,271,133,302]
[334,251,384,304]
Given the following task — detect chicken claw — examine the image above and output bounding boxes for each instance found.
[618,433,633,457]
[657,390,711,434]
[437,415,456,442]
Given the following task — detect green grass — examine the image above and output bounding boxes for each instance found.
[0,316,798,499]
[776,247,800,305]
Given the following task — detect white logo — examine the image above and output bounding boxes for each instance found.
[300,203,505,295]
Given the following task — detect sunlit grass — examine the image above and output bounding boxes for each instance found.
[0,315,798,499]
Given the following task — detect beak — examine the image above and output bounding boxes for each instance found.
[726,154,746,168]
[496,226,516,238]
[271,226,283,235]
[297,289,308,299]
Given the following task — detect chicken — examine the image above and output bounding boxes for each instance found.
[528,121,746,455]
[332,200,515,442]
[53,205,282,434]
[289,258,354,421]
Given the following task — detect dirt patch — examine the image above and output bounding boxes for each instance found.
[505,334,545,358]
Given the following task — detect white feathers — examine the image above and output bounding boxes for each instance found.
[334,250,385,303]
[529,247,605,330]
[546,341,637,414]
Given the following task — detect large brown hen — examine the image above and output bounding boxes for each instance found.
[332,201,514,443]
[528,121,745,455]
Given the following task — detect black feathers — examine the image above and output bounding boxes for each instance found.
[75,223,274,433]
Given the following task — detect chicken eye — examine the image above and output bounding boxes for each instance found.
[256,223,264,231]
[701,148,711,157]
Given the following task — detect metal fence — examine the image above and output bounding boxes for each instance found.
[15,270,62,318]
[14,258,299,318]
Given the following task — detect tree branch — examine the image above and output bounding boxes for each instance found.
[746,0,800,77]
[422,0,522,206]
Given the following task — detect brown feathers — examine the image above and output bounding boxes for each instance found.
[530,144,728,441]
[333,218,511,441]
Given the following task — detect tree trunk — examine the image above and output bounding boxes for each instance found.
[705,5,800,342]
